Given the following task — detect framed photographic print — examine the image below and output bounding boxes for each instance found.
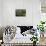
[16,9,26,17]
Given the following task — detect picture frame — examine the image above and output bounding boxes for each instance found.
[16,9,26,17]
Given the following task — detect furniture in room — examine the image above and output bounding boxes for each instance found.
[3,26,40,46]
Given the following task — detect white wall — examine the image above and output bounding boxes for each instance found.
[1,0,41,27]
[32,0,41,27]
[0,0,2,26]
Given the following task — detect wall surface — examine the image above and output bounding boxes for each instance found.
[1,0,41,27]
[0,0,41,38]
[0,0,1,22]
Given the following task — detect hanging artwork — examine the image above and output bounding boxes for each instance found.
[16,9,26,17]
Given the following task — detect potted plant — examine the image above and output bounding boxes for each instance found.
[31,35,38,46]
[37,21,45,37]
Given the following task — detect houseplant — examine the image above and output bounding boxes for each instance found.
[37,21,45,37]
[31,35,38,46]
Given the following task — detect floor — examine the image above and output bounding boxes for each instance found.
[40,37,46,45]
